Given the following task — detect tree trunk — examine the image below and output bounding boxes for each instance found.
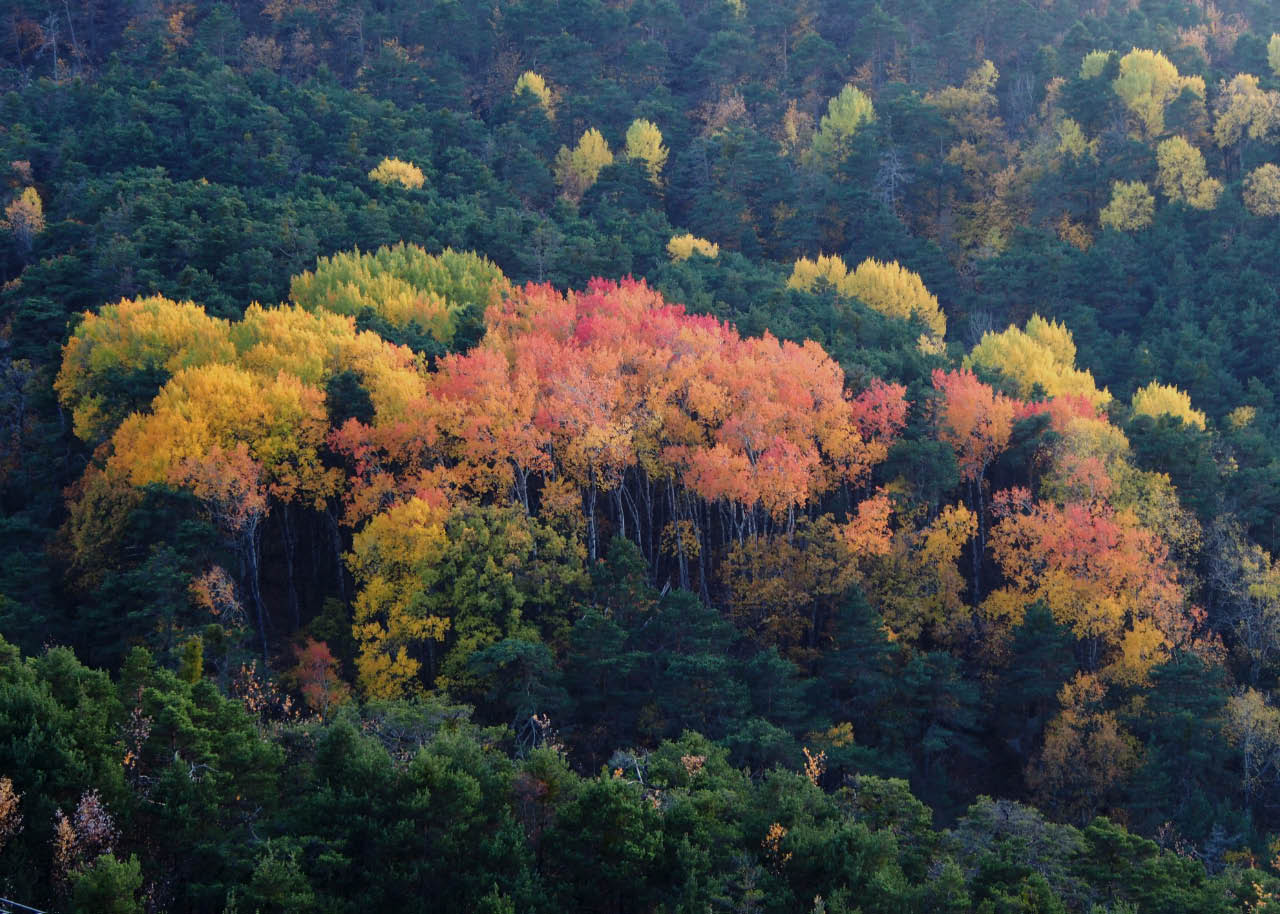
[586,482,599,564]
[281,504,300,632]
[244,522,269,664]
[669,479,689,590]
[327,507,347,603]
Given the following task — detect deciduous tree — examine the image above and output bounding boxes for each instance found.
[966,316,1110,408]
[807,84,875,166]
[368,157,426,189]
[1212,74,1280,150]
[554,128,614,201]
[1112,48,1205,138]
[624,119,668,185]
[1131,381,1206,430]
[1244,163,1280,216]
[3,186,43,255]
[1099,180,1155,231]
[1155,137,1221,210]
[666,234,718,260]
[513,70,554,115]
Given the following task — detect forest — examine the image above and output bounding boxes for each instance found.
[9,0,1280,910]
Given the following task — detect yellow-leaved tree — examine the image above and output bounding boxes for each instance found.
[349,496,453,699]
[1131,381,1207,430]
[554,128,614,201]
[807,84,875,167]
[787,254,849,292]
[55,296,236,444]
[1212,74,1280,151]
[1228,688,1280,810]
[666,234,719,260]
[966,315,1111,408]
[513,70,554,115]
[1244,164,1280,217]
[290,242,508,345]
[350,498,584,698]
[861,503,977,643]
[843,258,946,339]
[56,289,427,662]
[1112,48,1205,138]
[107,363,337,507]
[3,186,44,255]
[624,118,668,185]
[1027,672,1139,824]
[1154,137,1221,210]
[787,255,946,340]
[1079,50,1112,80]
[1099,180,1155,231]
[1270,35,1280,77]
[368,157,425,190]
[1055,118,1097,161]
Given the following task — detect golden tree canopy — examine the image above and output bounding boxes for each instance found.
[1112,48,1204,137]
[1245,163,1280,217]
[967,315,1111,408]
[368,157,425,190]
[667,234,719,260]
[1100,180,1155,231]
[1079,50,1112,80]
[844,258,946,338]
[513,70,554,114]
[787,255,945,338]
[1212,74,1280,149]
[1131,381,1207,430]
[1155,137,1221,210]
[786,253,849,292]
[554,128,614,200]
[3,186,44,252]
[290,242,507,343]
[624,118,668,184]
[807,84,875,165]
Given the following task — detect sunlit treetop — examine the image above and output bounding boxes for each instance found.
[230,303,426,422]
[625,119,668,185]
[966,315,1111,408]
[513,70,554,115]
[927,59,999,121]
[844,258,946,339]
[368,157,425,190]
[1100,180,1155,231]
[1245,163,1280,217]
[807,84,875,165]
[56,293,426,452]
[1079,50,1112,79]
[107,362,338,509]
[1131,381,1207,430]
[1212,74,1280,149]
[56,296,236,444]
[787,255,945,338]
[3,185,44,253]
[1155,137,1221,211]
[1112,48,1204,137]
[667,234,719,260]
[553,128,614,200]
[786,253,849,292]
[1056,118,1097,161]
[289,243,508,344]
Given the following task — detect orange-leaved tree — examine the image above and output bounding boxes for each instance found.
[932,367,1019,599]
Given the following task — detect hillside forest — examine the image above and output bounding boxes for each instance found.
[11,0,1280,911]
